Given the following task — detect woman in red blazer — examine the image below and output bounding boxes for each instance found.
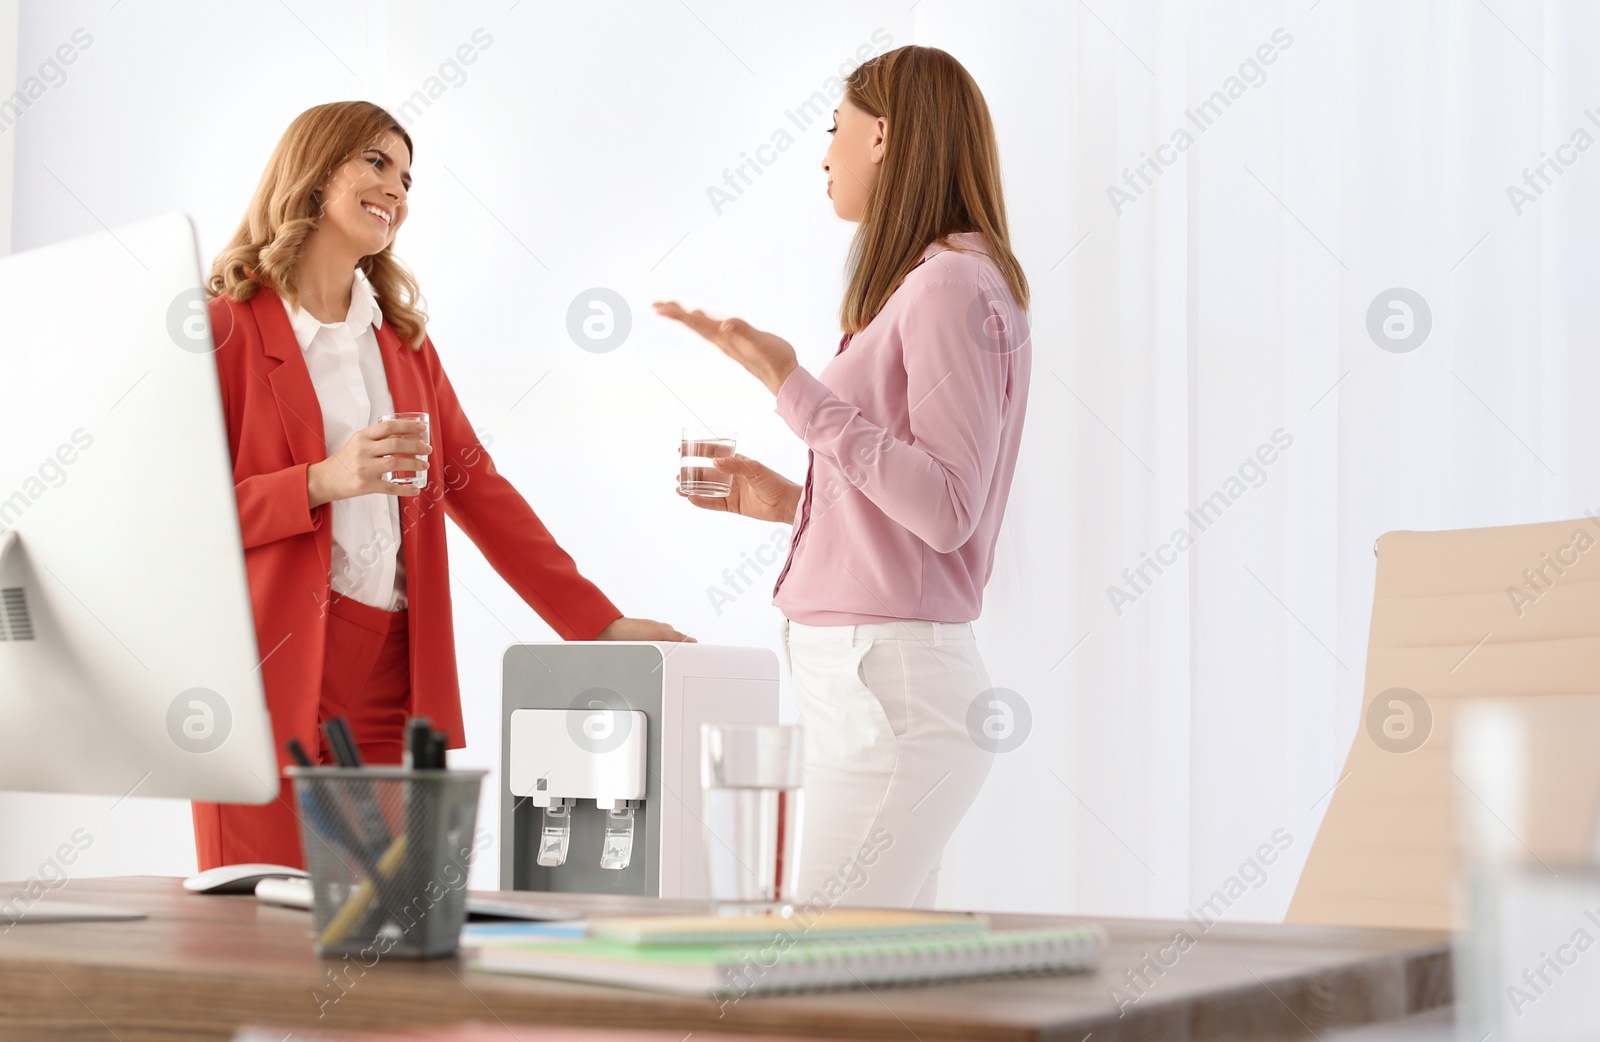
[193,101,689,870]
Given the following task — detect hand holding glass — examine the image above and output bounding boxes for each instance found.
[382,412,430,489]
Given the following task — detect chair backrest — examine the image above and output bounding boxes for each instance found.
[1286,517,1600,929]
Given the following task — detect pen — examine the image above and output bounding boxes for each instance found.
[322,717,392,850]
[284,737,378,867]
[286,738,314,769]
[323,717,361,769]
[407,717,431,770]
[315,718,457,949]
[318,718,404,946]
[318,833,408,947]
[403,716,434,952]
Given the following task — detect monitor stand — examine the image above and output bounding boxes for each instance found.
[1,531,141,925]
[1,900,146,924]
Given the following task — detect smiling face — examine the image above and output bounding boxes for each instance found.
[822,96,887,222]
[314,131,412,258]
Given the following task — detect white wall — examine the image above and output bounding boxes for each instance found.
[3,0,1597,926]
[0,0,914,893]
[0,0,17,255]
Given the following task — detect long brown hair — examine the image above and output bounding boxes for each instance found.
[839,46,1028,333]
[207,101,427,350]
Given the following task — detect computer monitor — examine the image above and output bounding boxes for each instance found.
[0,213,277,815]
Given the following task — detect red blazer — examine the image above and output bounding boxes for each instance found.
[209,287,621,761]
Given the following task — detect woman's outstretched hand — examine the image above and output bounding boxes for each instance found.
[652,301,799,396]
[595,617,696,642]
[682,454,800,524]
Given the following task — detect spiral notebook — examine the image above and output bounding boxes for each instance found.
[585,909,990,946]
[470,923,1105,996]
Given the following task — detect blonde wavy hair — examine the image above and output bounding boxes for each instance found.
[207,101,427,350]
[840,46,1029,334]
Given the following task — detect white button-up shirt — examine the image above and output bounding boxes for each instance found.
[283,271,408,611]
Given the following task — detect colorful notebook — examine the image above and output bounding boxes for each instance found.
[470,924,1105,996]
[585,909,989,947]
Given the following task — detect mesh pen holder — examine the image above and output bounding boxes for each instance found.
[287,766,488,959]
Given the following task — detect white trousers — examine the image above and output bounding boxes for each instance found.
[781,618,996,909]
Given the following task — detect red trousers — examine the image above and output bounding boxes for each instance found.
[191,592,411,870]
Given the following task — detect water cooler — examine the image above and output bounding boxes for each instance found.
[498,642,778,898]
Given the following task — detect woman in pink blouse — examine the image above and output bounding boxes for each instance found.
[655,45,1030,908]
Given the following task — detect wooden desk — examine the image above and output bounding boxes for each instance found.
[1325,1006,1453,1040]
[0,877,1451,1042]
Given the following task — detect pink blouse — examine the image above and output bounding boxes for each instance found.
[771,232,1031,625]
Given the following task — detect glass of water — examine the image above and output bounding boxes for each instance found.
[679,426,736,498]
[381,411,430,489]
[1455,695,1600,1042]
[700,722,803,912]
